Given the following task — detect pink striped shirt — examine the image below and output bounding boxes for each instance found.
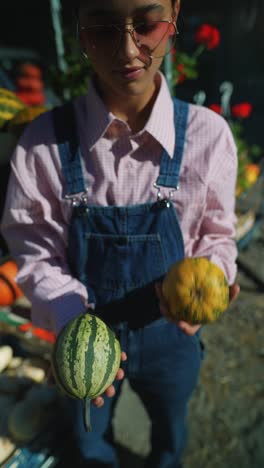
[1,72,238,334]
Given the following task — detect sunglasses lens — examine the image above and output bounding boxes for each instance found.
[134,21,176,57]
[81,25,121,51]
[81,22,176,58]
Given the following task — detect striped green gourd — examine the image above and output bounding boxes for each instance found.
[0,88,25,129]
[51,312,121,431]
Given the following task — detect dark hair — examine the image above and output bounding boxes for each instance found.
[76,0,177,9]
[75,0,177,18]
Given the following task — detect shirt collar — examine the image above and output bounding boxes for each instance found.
[85,71,175,158]
[143,71,175,158]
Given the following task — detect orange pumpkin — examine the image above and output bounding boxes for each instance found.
[162,257,229,324]
[16,76,44,93]
[0,260,23,306]
[245,164,260,186]
[18,63,42,80]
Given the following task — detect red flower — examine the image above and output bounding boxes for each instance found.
[176,63,187,84]
[195,24,221,50]
[177,64,185,73]
[209,104,222,114]
[231,103,253,119]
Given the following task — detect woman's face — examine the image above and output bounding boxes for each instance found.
[78,0,180,99]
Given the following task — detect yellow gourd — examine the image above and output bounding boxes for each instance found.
[162,257,229,324]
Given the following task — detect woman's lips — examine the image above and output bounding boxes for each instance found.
[115,67,145,80]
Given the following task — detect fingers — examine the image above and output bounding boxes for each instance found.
[229,283,240,303]
[104,384,116,398]
[92,396,104,408]
[92,384,116,408]
[91,379,120,408]
[121,351,127,361]
[116,368,125,380]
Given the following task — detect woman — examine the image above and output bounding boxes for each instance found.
[1,0,239,466]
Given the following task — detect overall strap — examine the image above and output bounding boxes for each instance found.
[52,102,86,196]
[156,98,189,188]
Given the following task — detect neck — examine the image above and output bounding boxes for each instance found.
[93,73,160,134]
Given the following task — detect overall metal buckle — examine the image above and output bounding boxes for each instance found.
[153,182,179,207]
[65,187,89,207]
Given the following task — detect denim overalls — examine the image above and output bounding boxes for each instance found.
[53,98,204,468]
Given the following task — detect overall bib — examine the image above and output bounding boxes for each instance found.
[53,98,204,468]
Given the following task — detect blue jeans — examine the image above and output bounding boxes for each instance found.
[65,318,204,468]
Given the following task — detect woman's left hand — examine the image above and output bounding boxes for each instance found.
[155,282,240,337]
